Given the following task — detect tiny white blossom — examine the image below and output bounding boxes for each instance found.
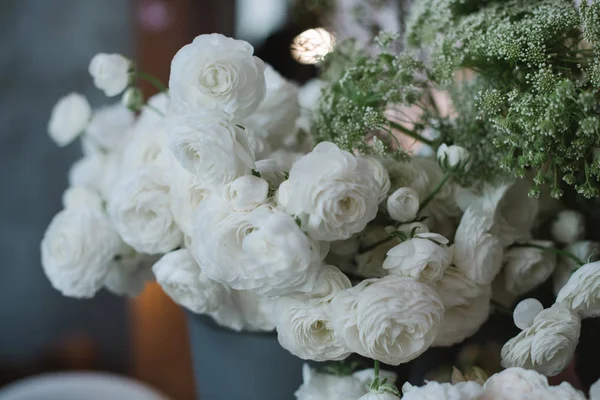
[551,210,585,245]
[47,93,91,146]
[89,53,131,97]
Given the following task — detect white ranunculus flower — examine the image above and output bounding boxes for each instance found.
[85,103,135,151]
[69,154,105,193]
[41,208,121,298]
[89,53,131,97]
[104,245,157,297]
[109,166,182,254]
[329,275,444,365]
[169,33,265,119]
[590,377,600,400]
[285,142,381,241]
[386,187,419,222]
[551,210,585,244]
[190,197,321,295]
[382,233,451,283]
[122,118,170,171]
[138,92,169,125]
[294,364,395,400]
[276,297,351,361]
[457,179,538,246]
[207,289,276,332]
[436,143,470,171]
[513,298,544,330]
[503,241,556,296]
[358,155,391,204]
[167,113,255,186]
[434,266,491,346]
[223,175,268,211]
[553,241,600,294]
[481,367,549,400]
[501,303,580,376]
[453,206,503,285]
[556,261,600,318]
[307,264,352,302]
[401,381,482,400]
[359,391,400,400]
[168,162,211,237]
[542,383,587,400]
[62,187,103,211]
[244,64,299,148]
[255,158,288,188]
[48,93,91,146]
[153,249,230,313]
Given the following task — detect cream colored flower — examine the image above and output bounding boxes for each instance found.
[47,93,91,146]
[556,261,600,318]
[386,187,419,223]
[503,241,556,296]
[481,367,549,400]
[551,210,585,245]
[501,303,580,376]
[88,53,131,96]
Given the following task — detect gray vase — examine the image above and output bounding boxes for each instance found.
[186,312,305,400]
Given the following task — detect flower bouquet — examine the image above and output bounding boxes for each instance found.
[41,0,600,398]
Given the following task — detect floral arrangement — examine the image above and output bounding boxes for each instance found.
[40,0,600,398]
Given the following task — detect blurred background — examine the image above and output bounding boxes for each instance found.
[0,0,322,398]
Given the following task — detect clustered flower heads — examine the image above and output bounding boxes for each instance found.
[40,10,600,397]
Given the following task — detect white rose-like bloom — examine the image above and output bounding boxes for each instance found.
[169,33,265,119]
[167,113,255,186]
[109,166,182,254]
[358,155,391,204]
[382,233,451,283]
[401,381,482,400]
[62,187,103,211]
[501,303,580,376]
[556,261,600,318]
[47,93,91,146]
[503,241,556,296]
[153,249,230,313]
[207,289,275,332]
[168,163,210,237]
[433,266,491,346]
[190,197,321,295]
[481,367,549,400]
[122,119,170,171]
[69,154,105,193]
[330,275,444,365]
[104,246,157,297]
[244,64,299,148]
[551,210,585,244]
[386,187,419,222]
[223,175,268,211]
[359,392,400,400]
[276,297,351,361]
[453,206,503,285]
[88,53,131,96]
[41,208,121,298]
[513,298,544,330]
[255,159,288,188]
[436,143,470,170]
[542,383,586,400]
[294,364,367,400]
[285,142,380,241]
[85,103,134,151]
[553,241,600,294]
[276,179,292,209]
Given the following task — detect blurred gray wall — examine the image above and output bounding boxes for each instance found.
[0,0,132,366]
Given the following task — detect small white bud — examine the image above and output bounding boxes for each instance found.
[437,143,471,171]
[122,87,144,111]
[513,298,544,330]
[386,187,419,222]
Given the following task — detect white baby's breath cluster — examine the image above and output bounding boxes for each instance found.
[42,30,600,394]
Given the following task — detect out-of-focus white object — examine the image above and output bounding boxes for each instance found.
[291,28,335,64]
[0,372,170,400]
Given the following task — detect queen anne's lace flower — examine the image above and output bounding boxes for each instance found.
[501,303,580,376]
[556,261,600,318]
[329,275,444,365]
[169,33,265,119]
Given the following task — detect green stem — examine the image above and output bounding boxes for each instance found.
[387,120,435,147]
[512,243,585,266]
[374,360,380,379]
[418,172,451,213]
[490,299,512,316]
[136,71,168,93]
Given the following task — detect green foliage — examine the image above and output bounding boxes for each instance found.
[407,0,600,198]
[313,39,429,158]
